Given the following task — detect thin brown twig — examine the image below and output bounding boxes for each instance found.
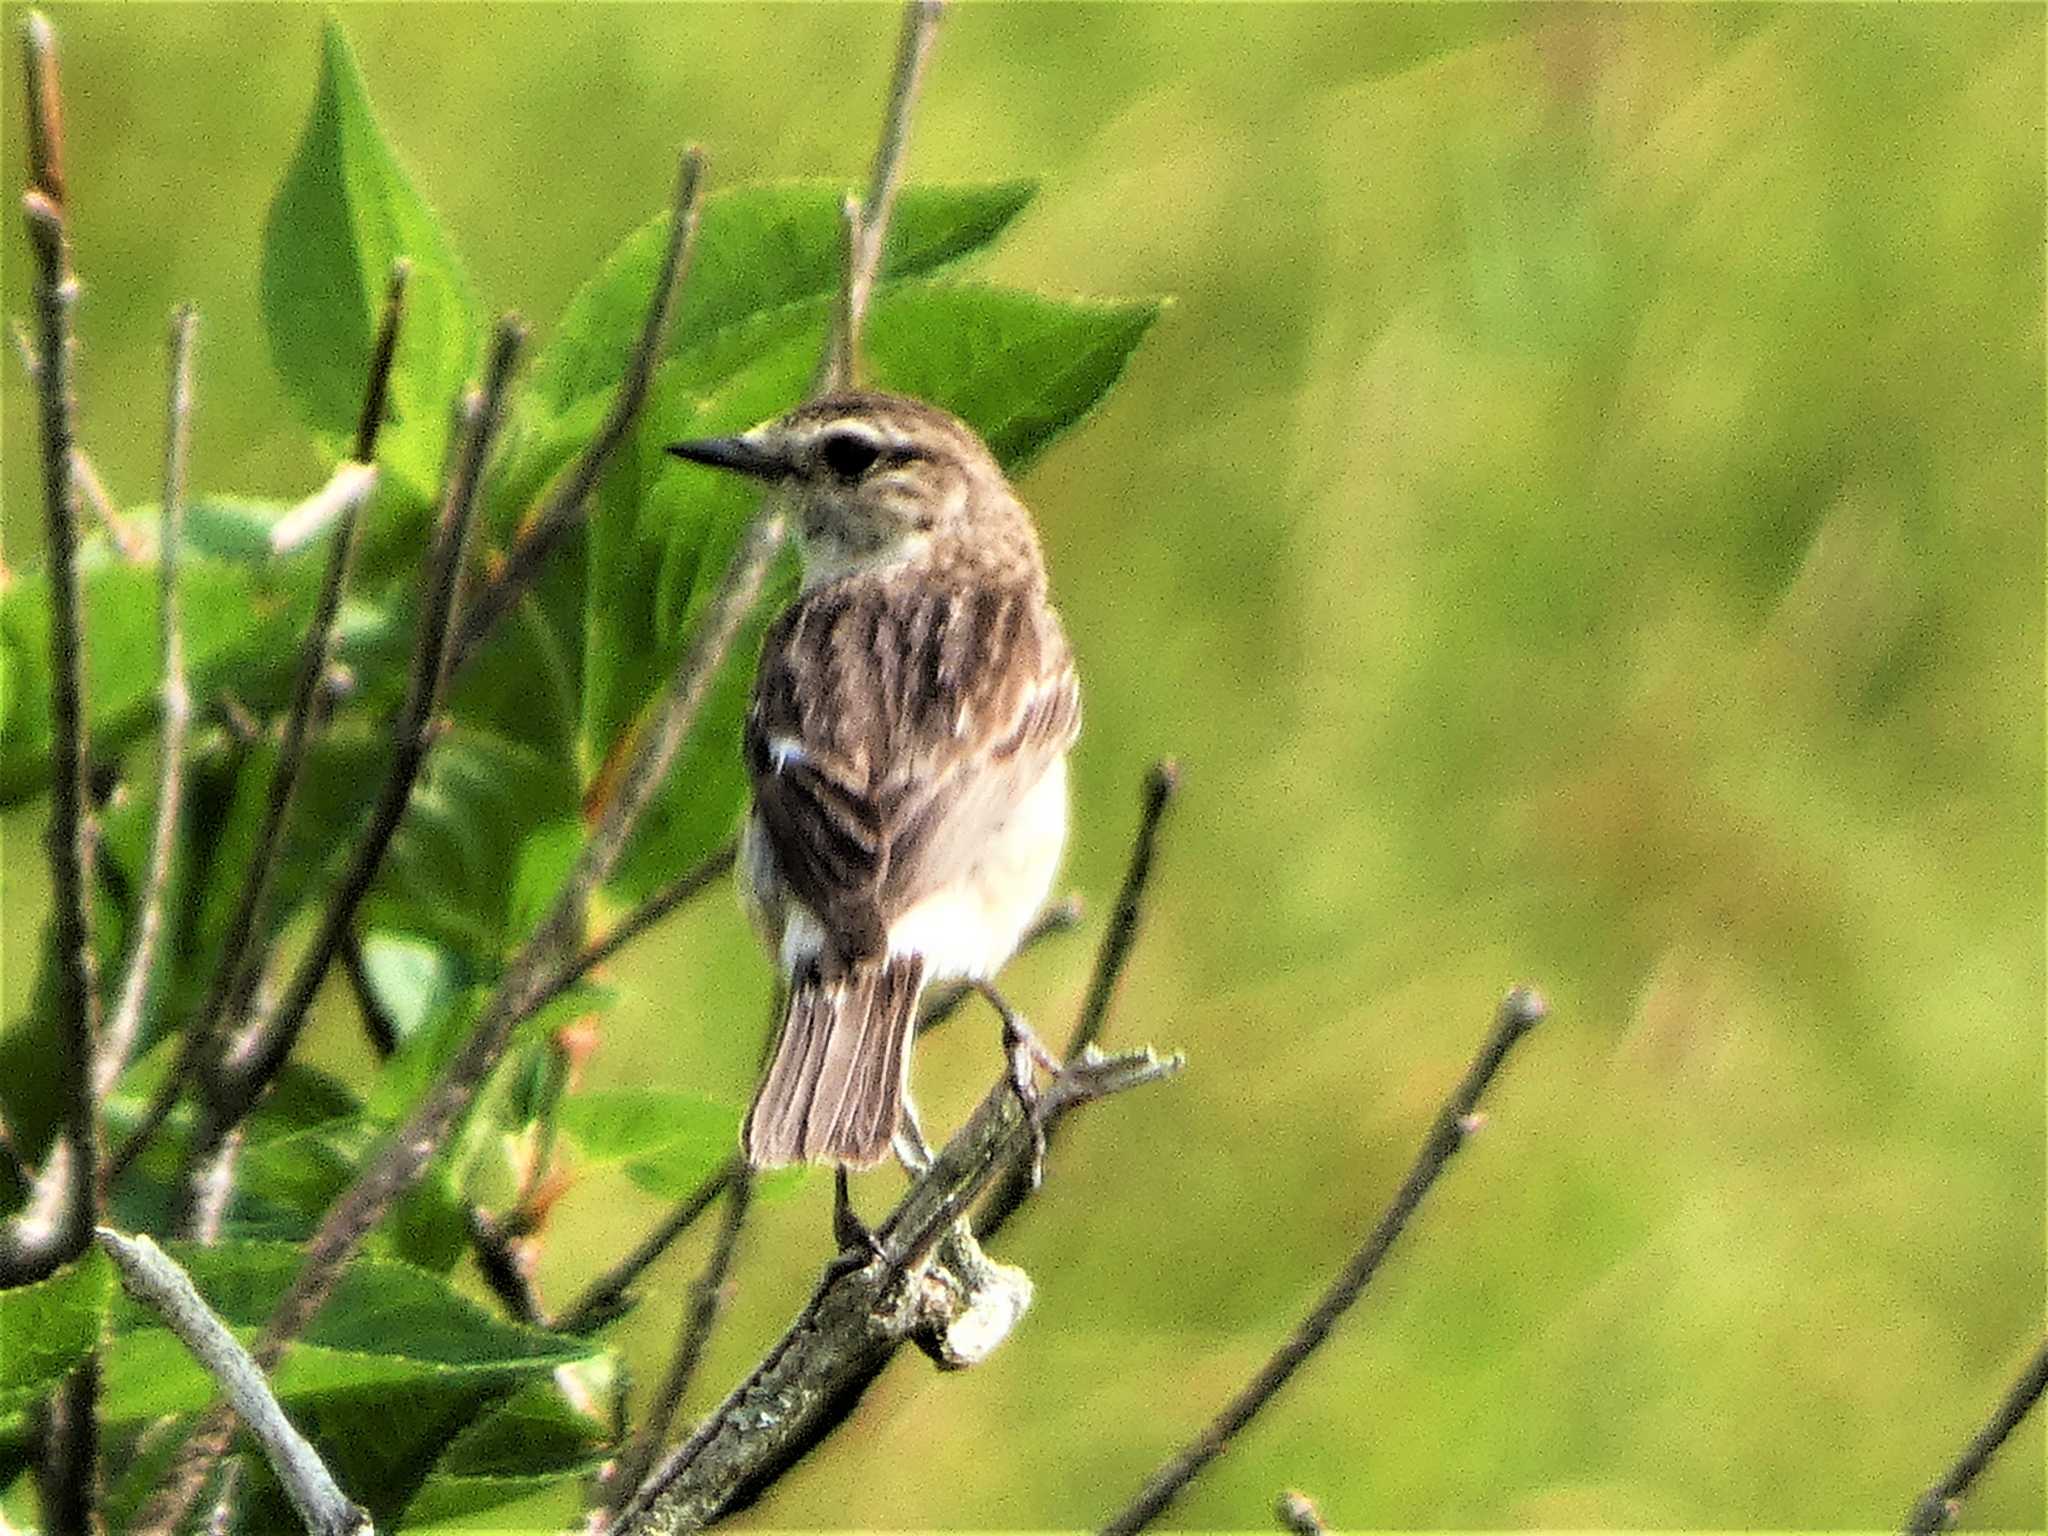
[977,762,1177,1240]
[108,263,410,1186]
[530,838,737,1022]
[552,1157,737,1338]
[817,0,943,392]
[94,305,197,1103]
[191,318,527,1175]
[601,1171,756,1524]
[70,448,144,560]
[336,929,400,1059]
[451,148,705,675]
[1099,987,1551,1536]
[1903,1336,2048,1535]
[0,11,101,1299]
[132,506,789,1536]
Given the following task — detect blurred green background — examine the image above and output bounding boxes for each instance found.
[2,3,2042,1529]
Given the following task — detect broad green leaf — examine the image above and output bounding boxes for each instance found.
[261,19,477,504]
[365,726,580,961]
[507,818,586,943]
[357,931,468,1050]
[399,1375,607,1529]
[0,1248,113,1416]
[87,1240,600,1529]
[559,1088,739,1200]
[95,1241,594,1424]
[499,180,1036,511]
[0,544,320,804]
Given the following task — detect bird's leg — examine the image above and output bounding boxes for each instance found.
[824,1164,885,1282]
[893,1094,934,1175]
[973,980,1057,1190]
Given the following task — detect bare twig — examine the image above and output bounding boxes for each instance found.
[0,11,101,1299]
[601,1171,756,1523]
[530,838,737,1020]
[553,1158,737,1338]
[466,1206,547,1328]
[1099,987,1551,1536]
[1903,1336,2048,1535]
[451,149,705,674]
[109,263,410,1185]
[336,930,400,1059]
[96,1228,372,1536]
[132,508,790,1536]
[817,0,943,391]
[195,318,527,1162]
[70,448,143,560]
[95,306,197,1102]
[977,762,1177,1240]
[614,1045,1182,1535]
[31,1361,98,1536]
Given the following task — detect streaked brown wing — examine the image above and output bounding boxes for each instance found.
[746,571,1079,959]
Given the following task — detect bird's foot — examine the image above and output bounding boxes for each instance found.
[824,1164,885,1282]
[975,982,1056,1190]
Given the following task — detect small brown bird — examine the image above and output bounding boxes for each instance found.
[668,391,1079,1229]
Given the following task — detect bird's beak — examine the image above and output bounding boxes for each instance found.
[665,432,790,479]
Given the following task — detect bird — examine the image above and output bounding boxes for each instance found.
[666,390,1080,1246]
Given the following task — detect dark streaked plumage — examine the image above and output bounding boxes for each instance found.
[668,390,1079,1171]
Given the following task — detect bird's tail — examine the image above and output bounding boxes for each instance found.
[744,953,925,1168]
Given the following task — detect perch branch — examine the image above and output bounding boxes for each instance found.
[613,1045,1181,1535]
[96,1228,371,1536]
[94,305,197,1101]
[1099,987,1551,1535]
[552,890,1077,1338]
[451,148,705,674]
[977,762,1177,1240]
[0,10,101,1296]
[109,262,409,1185]
[1903,1336,2048,1535]
[601,1171,757,1523]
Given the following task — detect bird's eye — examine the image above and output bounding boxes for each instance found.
[819,433,881,480]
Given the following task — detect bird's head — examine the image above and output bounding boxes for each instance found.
[667,391,1010,584]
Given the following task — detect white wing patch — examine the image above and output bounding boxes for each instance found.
[766,735,807,774]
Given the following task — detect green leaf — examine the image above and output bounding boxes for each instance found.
[0,1248,114,1416]
[261,19,477,504]
[366,728,582,962]
[356,932,468,1050]
[87,1241,601,1528]
[559,1088,738,1200]
[502,180,1036,506]
[398,1374,608,1530]
[96,1241,595,1424]
[507,818,586,943]
[0,544,322,804]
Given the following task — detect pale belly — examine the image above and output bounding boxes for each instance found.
[740,757,1069,983]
